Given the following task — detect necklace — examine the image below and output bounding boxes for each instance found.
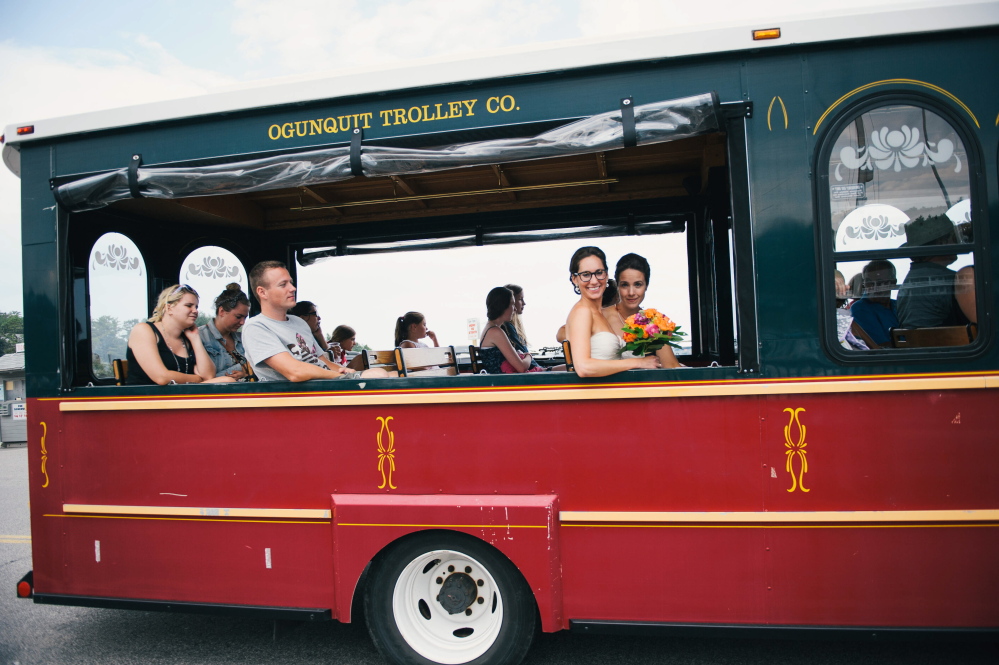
[157,323,191,374]
[168,338,191,374]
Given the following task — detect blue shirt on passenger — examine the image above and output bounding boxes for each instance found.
[850,298,898,347]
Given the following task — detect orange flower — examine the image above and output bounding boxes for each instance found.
[623,332,637,343]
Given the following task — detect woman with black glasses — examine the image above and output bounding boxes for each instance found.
[126,284,235,385]
[563,246,660,377]
[199,282,252,380]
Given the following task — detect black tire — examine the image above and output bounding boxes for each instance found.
[364,530,536,665]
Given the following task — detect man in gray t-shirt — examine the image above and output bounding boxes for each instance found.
[242,312,340,382]
[242,261,386,382]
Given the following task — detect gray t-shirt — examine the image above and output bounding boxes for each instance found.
[242,313,332,382]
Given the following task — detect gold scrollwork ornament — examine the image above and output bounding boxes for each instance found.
[40,421,50,488]
[376,416,397,490]
[783,408,809,493]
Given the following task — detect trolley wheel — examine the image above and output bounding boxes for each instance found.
[364,531,536,665]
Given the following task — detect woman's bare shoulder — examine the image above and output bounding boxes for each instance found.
[129,321,154,340]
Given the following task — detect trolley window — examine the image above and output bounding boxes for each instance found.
[822,102,983,353]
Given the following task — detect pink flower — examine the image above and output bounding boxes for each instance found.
[633,312,649,325]
[645,324,660,336]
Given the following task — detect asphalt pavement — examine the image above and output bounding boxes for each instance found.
[1,444,995,665]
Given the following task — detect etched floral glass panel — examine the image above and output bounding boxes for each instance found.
[89,232,148,378]
[179,246,248,322]
[828,105,970,249]
[828,105,978,351]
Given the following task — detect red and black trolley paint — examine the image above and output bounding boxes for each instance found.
[23,371,999,630]
[6,3,999,663]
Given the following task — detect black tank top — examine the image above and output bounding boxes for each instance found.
[125,322,195,385]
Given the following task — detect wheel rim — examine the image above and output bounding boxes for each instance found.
[392,548,504,664]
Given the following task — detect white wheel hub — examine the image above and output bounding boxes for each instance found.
[392,548,504,664]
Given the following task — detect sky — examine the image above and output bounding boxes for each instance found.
[0,0,932,346]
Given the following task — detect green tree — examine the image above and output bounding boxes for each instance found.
[0,311,24,355]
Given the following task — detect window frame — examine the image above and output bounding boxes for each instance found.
[814,91,990,363]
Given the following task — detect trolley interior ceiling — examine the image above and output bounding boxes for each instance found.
[109,133,728,231]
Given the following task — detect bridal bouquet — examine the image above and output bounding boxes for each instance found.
[621,308,686,356]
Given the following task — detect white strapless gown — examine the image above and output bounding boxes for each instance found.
[590,331,624,360]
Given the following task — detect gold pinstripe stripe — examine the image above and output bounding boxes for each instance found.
[62,504,330,519]
[813,78,980,133]
[559,510,999,524]
[53,372,998,411]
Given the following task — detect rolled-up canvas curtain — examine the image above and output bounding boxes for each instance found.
[54,92,721,213]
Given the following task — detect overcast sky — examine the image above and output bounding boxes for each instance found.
[0,0,930,324]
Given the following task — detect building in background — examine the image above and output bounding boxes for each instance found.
[0,351,26,446]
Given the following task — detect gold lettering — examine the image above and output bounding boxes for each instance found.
[360,112,373,129]
[500,95,515,112]
[324,117,337,133]
[421,105,436,122]
[435,103,451,120]
[294,121,308,137]
[393,108,408,125]
[486,97,499,113]
[449,101,463,117]
[462,99,477,116]
[408,106,422,123]
[268,124,282,140]
[352,113,361,129]
[309,119,322,136]
[281,123,294,139]
[338,115,352,131]
[380,109,395,126]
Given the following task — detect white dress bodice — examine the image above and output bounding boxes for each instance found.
[590,331,624,360]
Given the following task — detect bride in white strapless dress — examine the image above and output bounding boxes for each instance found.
[589,331,624,360]
[564,247,661,377]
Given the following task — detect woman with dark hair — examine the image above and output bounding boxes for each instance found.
[289,300,330,353]
[198,282,252,380]
[395,311,439,348]
[602,253,682,368]
[126,284,233,385]
[478,287,544,373]
[563,246,660,377]
[502,284,530,354]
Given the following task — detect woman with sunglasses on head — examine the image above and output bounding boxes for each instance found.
[564,246,660,377]
[602,253,682,368]
[126,284,235,385]
[198,282,252,380]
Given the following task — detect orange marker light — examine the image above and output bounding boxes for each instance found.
[753,28,781,41]
[17,125,35,136]
[17,580,32,598]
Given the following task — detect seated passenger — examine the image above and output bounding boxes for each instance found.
[199,283,251,379]
[242,261,388,381]
[897,215,969,328]
[126,284,234,385]
[602,253,682,368]
[396,311,439,349]
[849,260,899,348]
[555,278,618,344]
[834,270,868,351]
[502,284,531,354]
[330,324,366,370]
[955,266,977,324]
[564,246,660,377]
[479,287,545,374]
[289,300,330,353]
